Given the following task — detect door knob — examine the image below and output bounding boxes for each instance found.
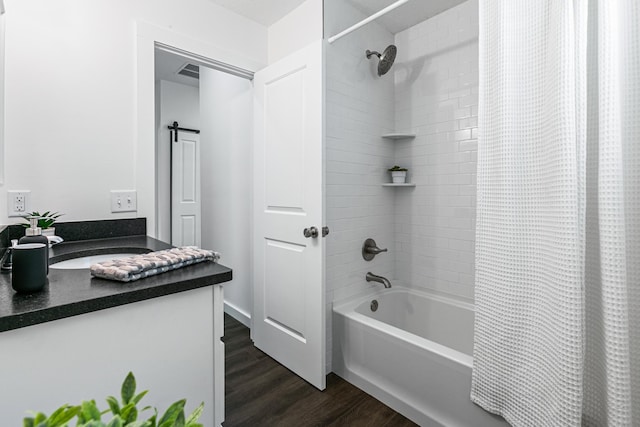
[303,226,319,238]
[322,226,330,237]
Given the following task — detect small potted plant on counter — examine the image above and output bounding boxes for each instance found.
[388,165,408,184]
[22,211,63,236]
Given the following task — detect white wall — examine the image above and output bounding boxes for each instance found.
[393,0,479,302]
[200,67,253,325]
[324,0,395,372]
[0,0,267,224]
[268,0,322,64]
[156,80,200,243]
[0,10,5,185]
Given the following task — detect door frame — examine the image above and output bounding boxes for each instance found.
[135,21,260,239]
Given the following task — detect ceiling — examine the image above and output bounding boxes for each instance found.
[155,49,200,88]
[206,0,467,34]
[206,0,307,26]
[345,0,467,34]
[157,0,468,85]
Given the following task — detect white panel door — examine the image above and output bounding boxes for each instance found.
[172,132,201,247]
[253,40,325,390]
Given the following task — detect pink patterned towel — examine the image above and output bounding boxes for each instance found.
[90,247,220,282]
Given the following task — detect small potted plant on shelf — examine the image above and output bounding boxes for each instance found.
[21,211,63,236]
[388,165,408,184]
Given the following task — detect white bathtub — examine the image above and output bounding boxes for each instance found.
[332,287,508,427]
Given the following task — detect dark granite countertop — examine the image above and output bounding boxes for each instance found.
[0,235,232,332]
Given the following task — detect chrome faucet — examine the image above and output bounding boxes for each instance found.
[366,272,392,288]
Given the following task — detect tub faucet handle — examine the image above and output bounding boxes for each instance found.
[362,238,387,261]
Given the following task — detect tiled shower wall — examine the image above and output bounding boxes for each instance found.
[393,0,479,302]
[324,1,395,372]
[325,0,479,371]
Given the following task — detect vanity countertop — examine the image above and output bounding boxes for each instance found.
[0,235,232,332]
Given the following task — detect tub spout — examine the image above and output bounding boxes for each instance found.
[366,272,392,288]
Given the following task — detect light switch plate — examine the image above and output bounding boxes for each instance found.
[8,190,31,217]
[110,190,137,213]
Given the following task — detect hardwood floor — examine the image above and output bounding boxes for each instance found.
[224,314,418,427]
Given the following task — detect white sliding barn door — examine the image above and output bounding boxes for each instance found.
[252,40,326,390]
[171,131,201,247]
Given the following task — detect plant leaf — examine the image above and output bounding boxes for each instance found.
[146,410,157,427]
[81,400,102,421]
[157,400,185,426]
[121,404,138,424]
[48,405,80,426]
[121,372,136,405]
[184,403,204,425]
[123,421,152,427]
[124,406,138,424]
[34,412,47,424]
[46,406,65,423]
[131,390,149,405]
[106,416,124,427]
[23,417,35,427]
[106,396,121,415]
[174,411,185,427]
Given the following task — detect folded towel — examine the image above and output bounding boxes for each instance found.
[90,247,220,282]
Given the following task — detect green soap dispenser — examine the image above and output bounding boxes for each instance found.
[19,216,49,273]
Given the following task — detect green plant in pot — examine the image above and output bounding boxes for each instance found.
[21,211,63,236]
[388,165,408,183]
[23,372,204,427]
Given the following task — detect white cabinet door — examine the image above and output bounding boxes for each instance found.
[171,131,201,247]
[252,40,325,390]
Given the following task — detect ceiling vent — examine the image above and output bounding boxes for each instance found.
[177,63,199,79]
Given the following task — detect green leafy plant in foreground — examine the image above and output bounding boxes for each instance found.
[23,372,204,427]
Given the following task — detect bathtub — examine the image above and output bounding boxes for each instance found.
[332,287,508,427]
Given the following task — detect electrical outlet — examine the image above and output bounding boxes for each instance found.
[110,190,137,213]
[8,190,31,217]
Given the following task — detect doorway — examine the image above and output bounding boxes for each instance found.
[154,47,254,326]
[137,30,326,390]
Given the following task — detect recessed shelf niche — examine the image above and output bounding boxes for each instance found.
[381,133,416,140]
[382,132,416,186]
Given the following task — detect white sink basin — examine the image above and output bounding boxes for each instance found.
[50,253,141,270]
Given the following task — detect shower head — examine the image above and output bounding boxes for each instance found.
[366,45,397,76]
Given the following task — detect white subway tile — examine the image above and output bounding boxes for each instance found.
[328,0,478,314]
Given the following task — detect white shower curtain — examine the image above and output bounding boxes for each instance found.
[471,1,639,426]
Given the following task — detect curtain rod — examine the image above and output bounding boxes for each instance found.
[327,0,411,44]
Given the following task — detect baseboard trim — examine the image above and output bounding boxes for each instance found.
[224,301,251,328]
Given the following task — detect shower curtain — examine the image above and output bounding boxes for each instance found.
[471,1,639,426]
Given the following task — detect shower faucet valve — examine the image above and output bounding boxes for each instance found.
[362,238,388,261]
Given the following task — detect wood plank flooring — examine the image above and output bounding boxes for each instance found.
[224,314,418,427]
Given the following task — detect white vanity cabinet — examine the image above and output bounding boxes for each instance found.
[0,285,226,426]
